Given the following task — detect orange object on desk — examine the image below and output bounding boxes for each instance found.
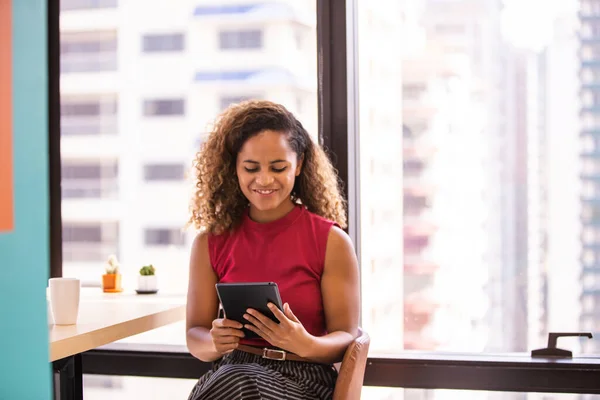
[102,273,123,293]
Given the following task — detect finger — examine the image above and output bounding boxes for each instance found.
[243,313,271,334]
[246,309,278,332]
[220,319,244,329]
[244,323,270,341]
[283,303,300,323]
[267,303,289,324]
[244,311,276,334]
[217,342,239,354]
[214,336,241,345]
[214,328,245,338]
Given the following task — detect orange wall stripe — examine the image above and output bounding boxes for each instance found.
[0,0,13,232]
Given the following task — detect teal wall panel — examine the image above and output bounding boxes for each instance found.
[0,0,52,399]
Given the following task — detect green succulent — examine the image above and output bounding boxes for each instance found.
[139,265,156,276]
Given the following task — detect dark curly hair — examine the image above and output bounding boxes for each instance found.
[189,100,347,234]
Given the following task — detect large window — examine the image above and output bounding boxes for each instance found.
[61,95,118,135]
[60,0,117,11]
[218,29,263,50]
[143,164,185,181]
[144,228,186,247]
[55,0,600,398]
[61,160,118,199]
[142,99,185,117]
[62,222,119,263]
[60,31,117,73]
[142,33,185,53]
[58,3,318,396]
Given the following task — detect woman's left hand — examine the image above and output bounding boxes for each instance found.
[243,302,312,355]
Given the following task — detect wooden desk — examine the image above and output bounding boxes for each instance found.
[49,292,186,399]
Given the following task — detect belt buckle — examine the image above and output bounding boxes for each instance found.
[262,348,286,361]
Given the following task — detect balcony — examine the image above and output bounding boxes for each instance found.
[61,52,117,74]
[61,0,117,11]
[404,220,438,238]
[61,116,117,136]
[581,128,600,136]
[579,10,600,21]
[403,137,437,161]
[580,173,600,181]
[63,242,118,263]
[62,179,118,199]
[404,255,439,275]
[581,59,600,68]
[580,35,600,44]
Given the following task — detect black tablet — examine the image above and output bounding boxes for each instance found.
[215,282,284,339]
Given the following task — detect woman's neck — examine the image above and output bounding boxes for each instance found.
[248,200,296,224]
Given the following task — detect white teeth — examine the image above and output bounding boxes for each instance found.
[255,189,275,194]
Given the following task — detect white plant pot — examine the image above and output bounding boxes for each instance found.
[137,275,158,292]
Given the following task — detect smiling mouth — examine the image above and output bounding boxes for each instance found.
[253,189,277,195]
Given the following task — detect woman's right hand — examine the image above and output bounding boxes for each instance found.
[210,318,245,355]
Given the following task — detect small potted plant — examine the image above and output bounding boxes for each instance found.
[103,254,123,293]
[137,264,158,294]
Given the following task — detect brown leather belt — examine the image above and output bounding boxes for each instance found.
[237,344,311,362]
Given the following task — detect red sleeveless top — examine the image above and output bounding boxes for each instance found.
[208,205,336,347]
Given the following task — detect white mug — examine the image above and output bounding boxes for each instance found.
[49,278,80,325]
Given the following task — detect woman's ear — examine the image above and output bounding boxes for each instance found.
[295,153,304,176]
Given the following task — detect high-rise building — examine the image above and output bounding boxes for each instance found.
[578,0,600,352]
[401,0,508,352]
[60,0,318,293]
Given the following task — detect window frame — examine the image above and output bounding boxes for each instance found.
[142,163,186,181]
[142,98,185,117]
[218,29,263,50]
[48,0,600,394]
[141,33,185,53]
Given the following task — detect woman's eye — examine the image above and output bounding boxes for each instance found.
[244,167,259,173]
[272,167,287,173]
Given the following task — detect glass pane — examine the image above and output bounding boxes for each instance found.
[83,375,196,400]
[363,388,599,400]
[358,0,594,355]
[83,378,600,400]
[59,0,318,346]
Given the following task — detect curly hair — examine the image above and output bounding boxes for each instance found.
[189,100,347,235]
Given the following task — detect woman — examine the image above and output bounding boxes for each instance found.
[186,100,360,400]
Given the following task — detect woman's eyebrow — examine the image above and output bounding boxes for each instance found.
[242,159,288,164]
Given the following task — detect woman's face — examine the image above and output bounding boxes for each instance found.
[236,129,302,221]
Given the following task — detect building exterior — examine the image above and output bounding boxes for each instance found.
[60,0,317,294]
[578,0,600,353]
[59,0,589,399]
[400,0,509,353]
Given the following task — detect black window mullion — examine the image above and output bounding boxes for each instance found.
[48,0,62,278]
[316,0,360,255]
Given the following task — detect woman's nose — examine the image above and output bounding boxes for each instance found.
[256,172,274,186]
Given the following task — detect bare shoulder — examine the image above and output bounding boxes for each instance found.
[191,231,209,252]
[189,231,211,271]
[324,226,358,272]
[327,226,356,252]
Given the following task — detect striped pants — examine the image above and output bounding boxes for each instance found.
[187,349,338,400]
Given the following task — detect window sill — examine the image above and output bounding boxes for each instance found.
[83,344,600,394]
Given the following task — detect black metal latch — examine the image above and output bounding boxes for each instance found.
[531,332,593,358]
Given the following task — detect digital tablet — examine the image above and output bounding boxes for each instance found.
[215,282,284,339]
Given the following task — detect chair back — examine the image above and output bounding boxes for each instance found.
[332,328,370,400]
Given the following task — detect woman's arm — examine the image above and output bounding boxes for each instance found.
[185,233,225,362]
[301,226,360,363]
